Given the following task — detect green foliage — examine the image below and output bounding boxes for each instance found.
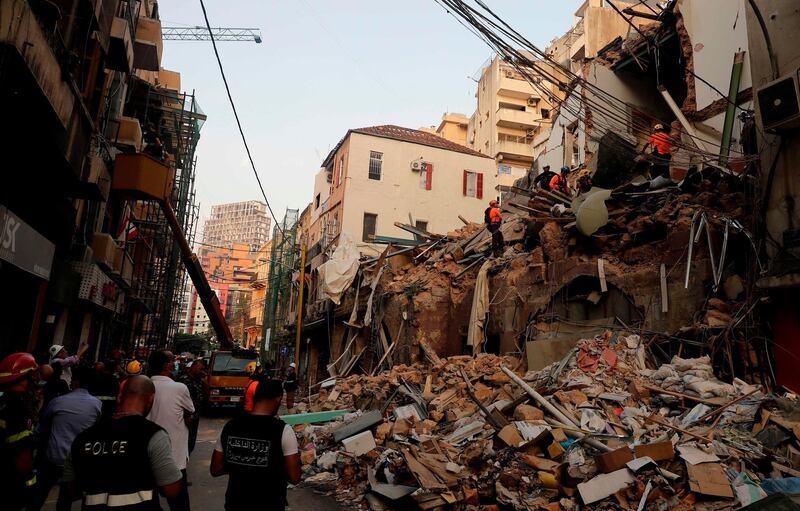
[173,332,211,355]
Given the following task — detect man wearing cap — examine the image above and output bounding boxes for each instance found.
[0,352,40,510]
[283,363,298,411]
[178,360,207,454]
[49,344,87,387]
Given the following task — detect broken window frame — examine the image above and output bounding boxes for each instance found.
[362,212,377,242]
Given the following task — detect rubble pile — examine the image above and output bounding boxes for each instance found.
[293,330,800,510]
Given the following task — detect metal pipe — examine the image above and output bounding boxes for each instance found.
[500,366,612,452]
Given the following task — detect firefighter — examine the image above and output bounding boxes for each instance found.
[486,199,504,257]
[0,352,40,511]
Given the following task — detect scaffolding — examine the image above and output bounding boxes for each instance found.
[119,78,206,352]
[262,209,299,362]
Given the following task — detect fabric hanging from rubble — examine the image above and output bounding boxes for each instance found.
[466,258,492,355]
[317,232,360,305]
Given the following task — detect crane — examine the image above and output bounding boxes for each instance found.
[161,26,262,43]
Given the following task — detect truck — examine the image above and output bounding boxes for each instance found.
[206,349,259,407]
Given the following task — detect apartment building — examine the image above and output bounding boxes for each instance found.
[0,0,204,359]
[466,56,559,187]
[308,125,496,261]
[202,201,271,252]
[243,239,272,350]
[419,113,470,146]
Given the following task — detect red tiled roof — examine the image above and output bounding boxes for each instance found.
[350,125,493,159]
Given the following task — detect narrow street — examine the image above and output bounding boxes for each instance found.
[43,414,343,511]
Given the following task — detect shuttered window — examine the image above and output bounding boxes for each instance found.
[463,170,483,198]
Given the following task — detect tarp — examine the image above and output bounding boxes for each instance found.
[467,259,493,354]
[317,232,360,305]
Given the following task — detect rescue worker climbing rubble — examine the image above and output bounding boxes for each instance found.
[576,168,593,195]
[486,199,504,257]
[549,166,571,195]
[0,352,41,511]
[532,164,556,191]
[643,123,672,179]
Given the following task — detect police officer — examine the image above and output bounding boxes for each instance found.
[60,375,183,511]
[0,352,40,511]
[211,379,301,511]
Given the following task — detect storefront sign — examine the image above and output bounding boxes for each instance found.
[71,262,125,313]
[0,205,55,280]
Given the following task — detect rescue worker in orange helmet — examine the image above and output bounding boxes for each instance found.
[549,166,571,195]
[0,352,40,510]
[486,199,504,257]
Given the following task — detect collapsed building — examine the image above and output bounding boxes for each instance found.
[280,0,800,508]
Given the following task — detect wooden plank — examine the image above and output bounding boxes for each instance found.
[598,258,608,293]
[660,263,669,313]
[458,215,470,225]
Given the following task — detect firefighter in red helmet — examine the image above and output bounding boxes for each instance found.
[0,352,40,510]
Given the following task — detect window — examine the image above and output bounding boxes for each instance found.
[419,162,433,190]
[368,151,382,180]
[315,194,320,209]
[362,213,377,242]
[463,170,483,199]
[541,108,550,119]
[414,220,428,241]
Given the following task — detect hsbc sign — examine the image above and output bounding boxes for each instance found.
[0,206,55,280]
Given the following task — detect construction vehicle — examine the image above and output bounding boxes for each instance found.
[207,348,259,407]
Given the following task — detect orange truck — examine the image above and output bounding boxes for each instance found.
[206,349,259,407]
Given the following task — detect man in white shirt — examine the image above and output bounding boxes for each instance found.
[146,350,194,511]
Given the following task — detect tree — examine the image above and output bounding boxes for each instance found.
[173,332,212,355]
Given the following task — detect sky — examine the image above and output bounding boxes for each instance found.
[158,1,578,234]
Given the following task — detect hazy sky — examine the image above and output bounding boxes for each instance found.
[158,1,578,234]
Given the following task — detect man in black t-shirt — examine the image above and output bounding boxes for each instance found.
[210,379,301,511]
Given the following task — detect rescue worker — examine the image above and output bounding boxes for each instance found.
[532,165,556,191]
[576,168,593,195]
[49,344,87,387]
[486,199,504,257]
[283,363,298,411]
[60,375,183,510]
[643,123,672,179]
[549,166,571,195]
[243,371,260,414]
[0,352,40,511]
[210,379,301,511]
[178,360,207,454]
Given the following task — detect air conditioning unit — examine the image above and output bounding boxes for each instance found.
[527,97,538,106]
[410,160,423,171]
[755,70,800,132]
[526,129,535,138]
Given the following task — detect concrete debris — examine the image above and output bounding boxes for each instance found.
[292,329,800,510]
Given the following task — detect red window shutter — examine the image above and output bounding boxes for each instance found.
[425,164,433,190]
[477,173,484,199]
[463,170,468,196]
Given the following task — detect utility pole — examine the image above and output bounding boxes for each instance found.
[293,239,307,367]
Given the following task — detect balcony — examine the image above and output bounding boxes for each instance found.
[498,67,539,100]
[0,0,77,130]
[496,108,539,129]
[157,69,181,91]
[92,233,122,272]
[133,16,162,71]
[112,153,175,202]
[109,16,135,72]
[496,137,534,162]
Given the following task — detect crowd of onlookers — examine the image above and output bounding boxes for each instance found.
[1,346,301,511]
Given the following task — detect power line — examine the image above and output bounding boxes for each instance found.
[197,0,285,238]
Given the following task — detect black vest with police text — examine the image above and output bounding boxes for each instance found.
[71,415,164,511]
[220,414,288,511]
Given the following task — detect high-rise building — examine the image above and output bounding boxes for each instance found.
[202,201,271,251]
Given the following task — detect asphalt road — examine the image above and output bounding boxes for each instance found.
[43,414,342,511]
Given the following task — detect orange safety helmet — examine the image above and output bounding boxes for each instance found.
[0,353,38,386]
[126,360,142,375]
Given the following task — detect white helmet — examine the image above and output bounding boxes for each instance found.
[289,363,296,368]
[49,345,65,360]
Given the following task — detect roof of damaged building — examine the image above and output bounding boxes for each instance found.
[322,125,492,167]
